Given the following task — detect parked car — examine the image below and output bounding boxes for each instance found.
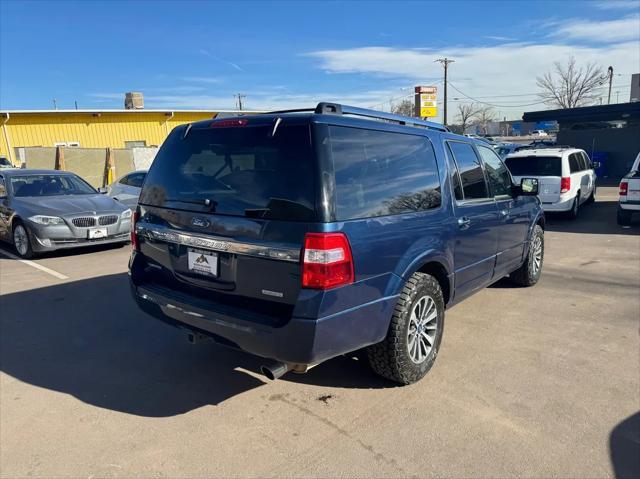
[0,156,13,169]
[617,152,640,226]
[0,169,131,258]
[532,130,548,137]
[505,148,597,219]
[129,103,545,385]
[495,143,527,159]
[108,170,147,208]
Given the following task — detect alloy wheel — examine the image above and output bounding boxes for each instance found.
[531,235,543,276]
[13,225,29,256]
[407,295,438,364]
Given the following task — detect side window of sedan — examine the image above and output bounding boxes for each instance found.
[119,175,131,186]
[128,173,145,188]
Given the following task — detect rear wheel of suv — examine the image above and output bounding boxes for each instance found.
[367,272,444,385]
[617,208,632,226]
[567,193,580,219]
[510,224,544,287]
[586,186,596,204]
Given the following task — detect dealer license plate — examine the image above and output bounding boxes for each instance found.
[88,227,108,239]
[188,249,218,277]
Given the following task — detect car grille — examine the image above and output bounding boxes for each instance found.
[99,215,118,226]
[72,217,96,227]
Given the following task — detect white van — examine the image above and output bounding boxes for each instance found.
[505,148,597,218]
[617,152,640,225]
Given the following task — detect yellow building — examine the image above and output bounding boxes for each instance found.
[0,109,251,164]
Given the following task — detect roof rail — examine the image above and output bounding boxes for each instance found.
[314,102,449,132]
[263,102,448,132]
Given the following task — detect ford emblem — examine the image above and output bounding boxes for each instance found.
[191,217,210,228]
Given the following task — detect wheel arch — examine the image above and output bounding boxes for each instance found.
[399,253,453,306]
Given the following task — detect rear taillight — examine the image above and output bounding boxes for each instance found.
[302,233,354,290]
[560,177,571,193]
[131,210,140,251]
[209,118,248,128]
[619,181,628,196]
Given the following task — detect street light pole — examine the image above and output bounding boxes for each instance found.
[435,58,455,125]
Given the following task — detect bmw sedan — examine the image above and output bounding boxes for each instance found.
[0,169,131,258]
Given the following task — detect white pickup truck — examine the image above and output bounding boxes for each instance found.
[618,152,640,226]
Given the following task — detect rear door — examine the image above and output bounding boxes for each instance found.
[505,154,562,204]
[446,141,499,299]
[136,119,317,308]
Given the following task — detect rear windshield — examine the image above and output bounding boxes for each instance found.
[140,122,316,221]
[505,156,561,177]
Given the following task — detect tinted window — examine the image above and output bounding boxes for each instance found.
[141,123,316,221]
[569,153,581,173]
[330,126,441,220]
[0,157,11,167]
[128,172,146,188]
[446,146,463,201]
[581,152,592,170]
[477,146,512,197]
[447,141,488,199]
[10,174,96,197]
[505,156,562,176]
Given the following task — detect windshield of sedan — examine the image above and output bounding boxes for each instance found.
[10,174,97,197]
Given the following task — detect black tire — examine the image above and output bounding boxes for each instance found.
[586,186,596,204]
[617,208,632,226]
[367,272,445,385]
[510,224,544,287]
[12,220,35,259]
[566,193,580,219]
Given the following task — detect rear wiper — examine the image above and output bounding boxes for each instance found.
[165,197,218,210]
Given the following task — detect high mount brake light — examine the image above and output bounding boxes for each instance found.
[301,233,354,290]
[209,118,249,128]
[619,181,628,196]
[560,177,571,194]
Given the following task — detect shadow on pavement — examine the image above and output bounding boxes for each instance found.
[0,241,128,259]
[0,273,391,417]
[545,200,638,235]
[610,412,640,479]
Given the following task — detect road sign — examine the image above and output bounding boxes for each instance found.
[414,86,438,118]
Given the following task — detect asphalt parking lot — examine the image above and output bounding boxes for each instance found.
[1,186,638,479]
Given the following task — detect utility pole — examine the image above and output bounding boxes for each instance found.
[74,100,78,110]
[234,93,246,111]
[435,58,455,125]
[52,98,57,110]
[607,66,614,105]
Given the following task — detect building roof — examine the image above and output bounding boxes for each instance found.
[523,102,640,123]
[0,109,259,115]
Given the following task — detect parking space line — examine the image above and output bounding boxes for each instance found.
[0,249,69,280]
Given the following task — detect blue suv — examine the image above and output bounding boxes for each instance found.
[129,103,545,384]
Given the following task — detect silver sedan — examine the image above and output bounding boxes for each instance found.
[0,169,131,258]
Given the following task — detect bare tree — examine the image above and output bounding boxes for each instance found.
[456,103,481,133]
[391,98,414,117]
[475,107,495,135]
[536,57,604,109]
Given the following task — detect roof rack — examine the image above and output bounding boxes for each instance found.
[265,102,449,132]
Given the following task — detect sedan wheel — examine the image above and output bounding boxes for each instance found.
[13,223,34,258]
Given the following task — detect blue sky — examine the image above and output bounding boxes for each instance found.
[1,0,639,121]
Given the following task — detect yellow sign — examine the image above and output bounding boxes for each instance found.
[415,85,438,118]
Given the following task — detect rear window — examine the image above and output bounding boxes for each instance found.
[329,126,441,220]
[505,156,562,177]
[140,123,316,221]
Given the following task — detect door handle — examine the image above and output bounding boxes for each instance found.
[457,217,471,229]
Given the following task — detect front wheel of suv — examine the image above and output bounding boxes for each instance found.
[509,224,544,287]
[367,272,444,385]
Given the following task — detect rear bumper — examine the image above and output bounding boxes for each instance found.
[130,280,398,366]
[541,196,574,212]
[619,201,640,211]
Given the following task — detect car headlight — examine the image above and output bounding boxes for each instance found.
[121,209,132,219]
[28,215,65,225]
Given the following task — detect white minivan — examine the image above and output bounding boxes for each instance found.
[505,148,597,218]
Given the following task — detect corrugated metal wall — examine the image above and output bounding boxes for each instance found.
[0,111,218,162]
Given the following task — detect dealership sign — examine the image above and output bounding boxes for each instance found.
[415,86,438,118]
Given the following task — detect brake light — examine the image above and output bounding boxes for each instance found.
[209,118,248,128]
[619,181,628,196]
[131,211,140,251]
[302,233,354,289]
[560,177,571,193]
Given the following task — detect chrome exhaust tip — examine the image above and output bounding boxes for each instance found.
[260,361,292,380]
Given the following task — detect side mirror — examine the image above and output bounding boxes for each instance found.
[97,187,108,194]
[593,161,601,169]
[518,178,539,196]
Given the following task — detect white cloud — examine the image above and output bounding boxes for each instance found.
[182,76,223,84]
[592,0,640,10]
[307,40,639,120]
[551,15,640,42]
